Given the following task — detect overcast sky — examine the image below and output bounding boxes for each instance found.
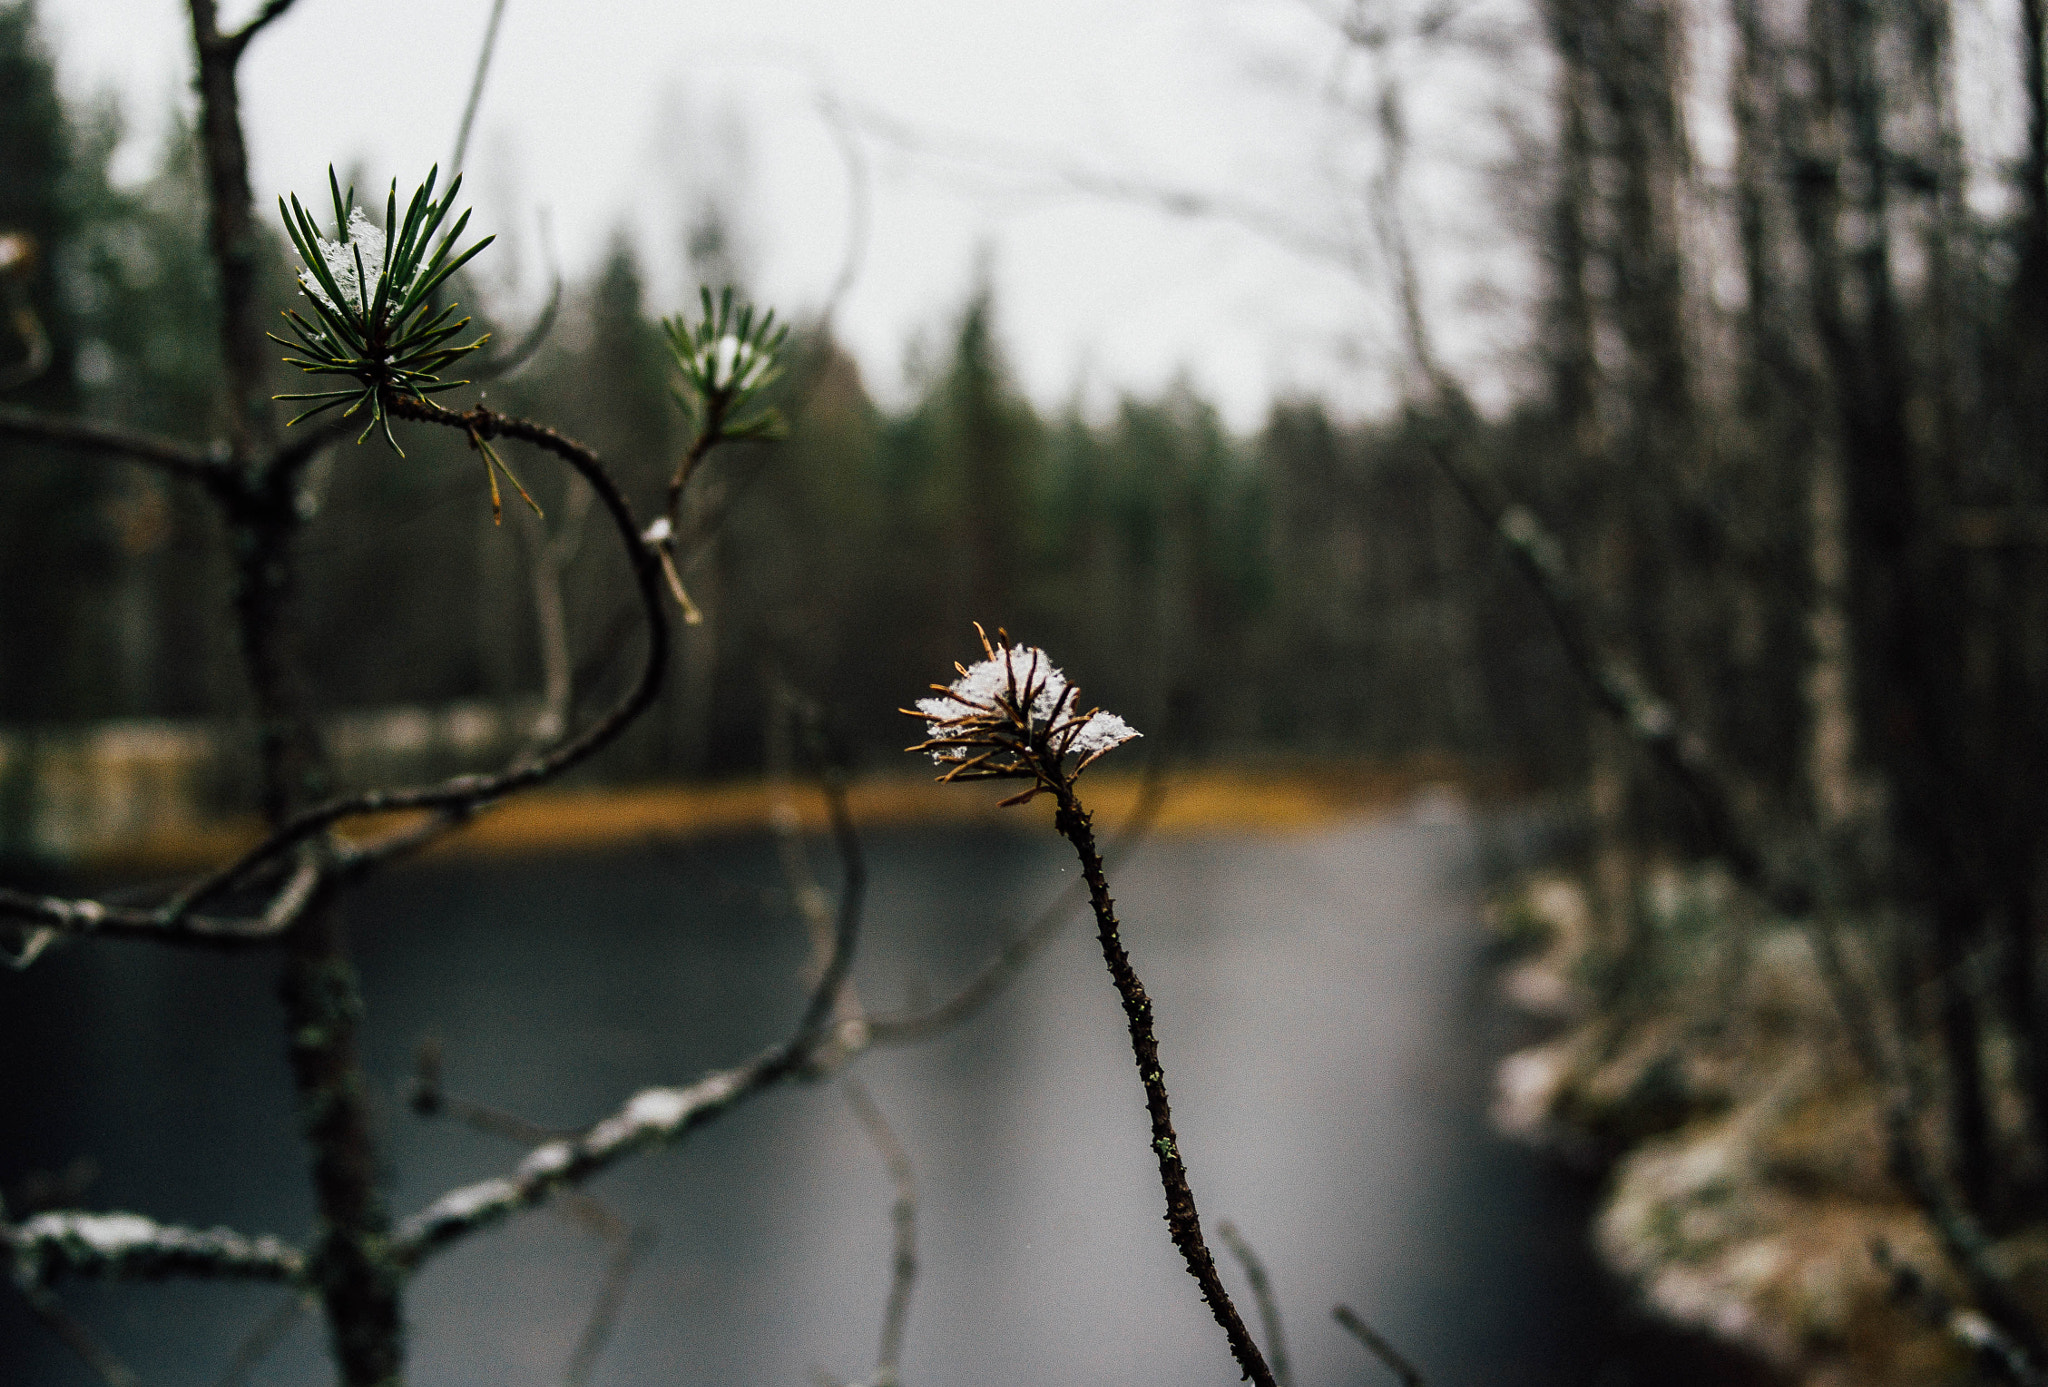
[36,0,1537,428]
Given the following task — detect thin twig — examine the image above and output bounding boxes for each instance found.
[19,1284,140,1387]
[1333,1304,1424,1387]
[1334,30,2042,1356]
[471,208,564,383]
[410,1038,577,1144]
[1872,1241,2044,1386]
[1050,783,1275,1387]
[0,409,663,948]
[213,1291,315,1387]
[449,0,510,178]
[405,1036,654,1385]
[392,748,866,1267]
[473,264,562,379]
[1809,929,2048,1376]
[0,848,321,945]
[843,1077,917,1385]
[837,98,1350,264]
[562,1223,654,1387]
[1217,1222,1293,1387]
[163,399,669,915]
[0,405,229,485]
[866,757,1167,1045]
[518,478,592,747]
[765,684,867,1038]
[817,95,874,323]
[219,0,299,56]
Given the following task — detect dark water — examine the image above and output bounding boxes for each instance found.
[1,812,1763,1386]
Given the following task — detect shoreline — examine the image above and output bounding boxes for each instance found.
[68,758,1523,876]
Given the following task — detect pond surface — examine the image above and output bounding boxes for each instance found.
[2,809,1761,1386]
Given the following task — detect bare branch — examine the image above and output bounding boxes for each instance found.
[1,402,667,952]
[866,758,1166,1045]
[562,1223,654,1387]
[473,251,563,380]
[267,416,355,494]
[397,1049,808,1264]
[843,1078,917,1385]
[5,1211,304,1285]
[219,0,300,57]
[1808,928,2048,1372]
[0,839,321,946]
[169,399,669,910]
[0,852,321,946]
[410,1037,576,1145]
[1348,14,1813,925]
[835,98,1350,264]
[213,1291,315,1387]
[0,405,230,486]
[18,1283,140,1387]
[1371,69,2048,1356]
[1332,1304,1424,1387]
[1872,1241,2045,1387]
[1047,778,1274,1387]
[449,0,510,177]
[816,95,875,324]
[1217,1222,1292,1387]
[1431,450,1811,919]
[393,747,866,1267]
[403,1036,654,1386]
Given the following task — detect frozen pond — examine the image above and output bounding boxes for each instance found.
[2,811,1757,1385]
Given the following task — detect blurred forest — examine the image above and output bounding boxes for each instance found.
[0,0,1590,817]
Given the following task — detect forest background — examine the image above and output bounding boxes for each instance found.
[0,0,1594,829]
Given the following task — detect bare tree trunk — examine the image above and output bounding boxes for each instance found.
[187,5,409,1380]
[188,1,277,466]
[1786,0,2001,1216]
[1805,443,1860,833]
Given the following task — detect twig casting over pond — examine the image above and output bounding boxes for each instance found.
[907,627,1278,1387]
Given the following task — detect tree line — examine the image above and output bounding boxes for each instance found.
[0,0,1586,807]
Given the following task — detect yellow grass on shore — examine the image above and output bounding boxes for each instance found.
[80,758,1512,876]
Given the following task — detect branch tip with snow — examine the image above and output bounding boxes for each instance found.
[905,625,1138,802]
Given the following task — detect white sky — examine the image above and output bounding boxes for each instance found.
[37,0,1542,429]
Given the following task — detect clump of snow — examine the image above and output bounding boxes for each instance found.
[300,208,405,316]
[518,1142,573,1179]
[1070,710,1137,758]
[916,644,1138,765]
[916,645,1067,732]
[1492,1045,1569,1137]
[421,1177,517,1224]
[624,1087,691,1130]
[705,334,766,391]
[25,1211,158,1254]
